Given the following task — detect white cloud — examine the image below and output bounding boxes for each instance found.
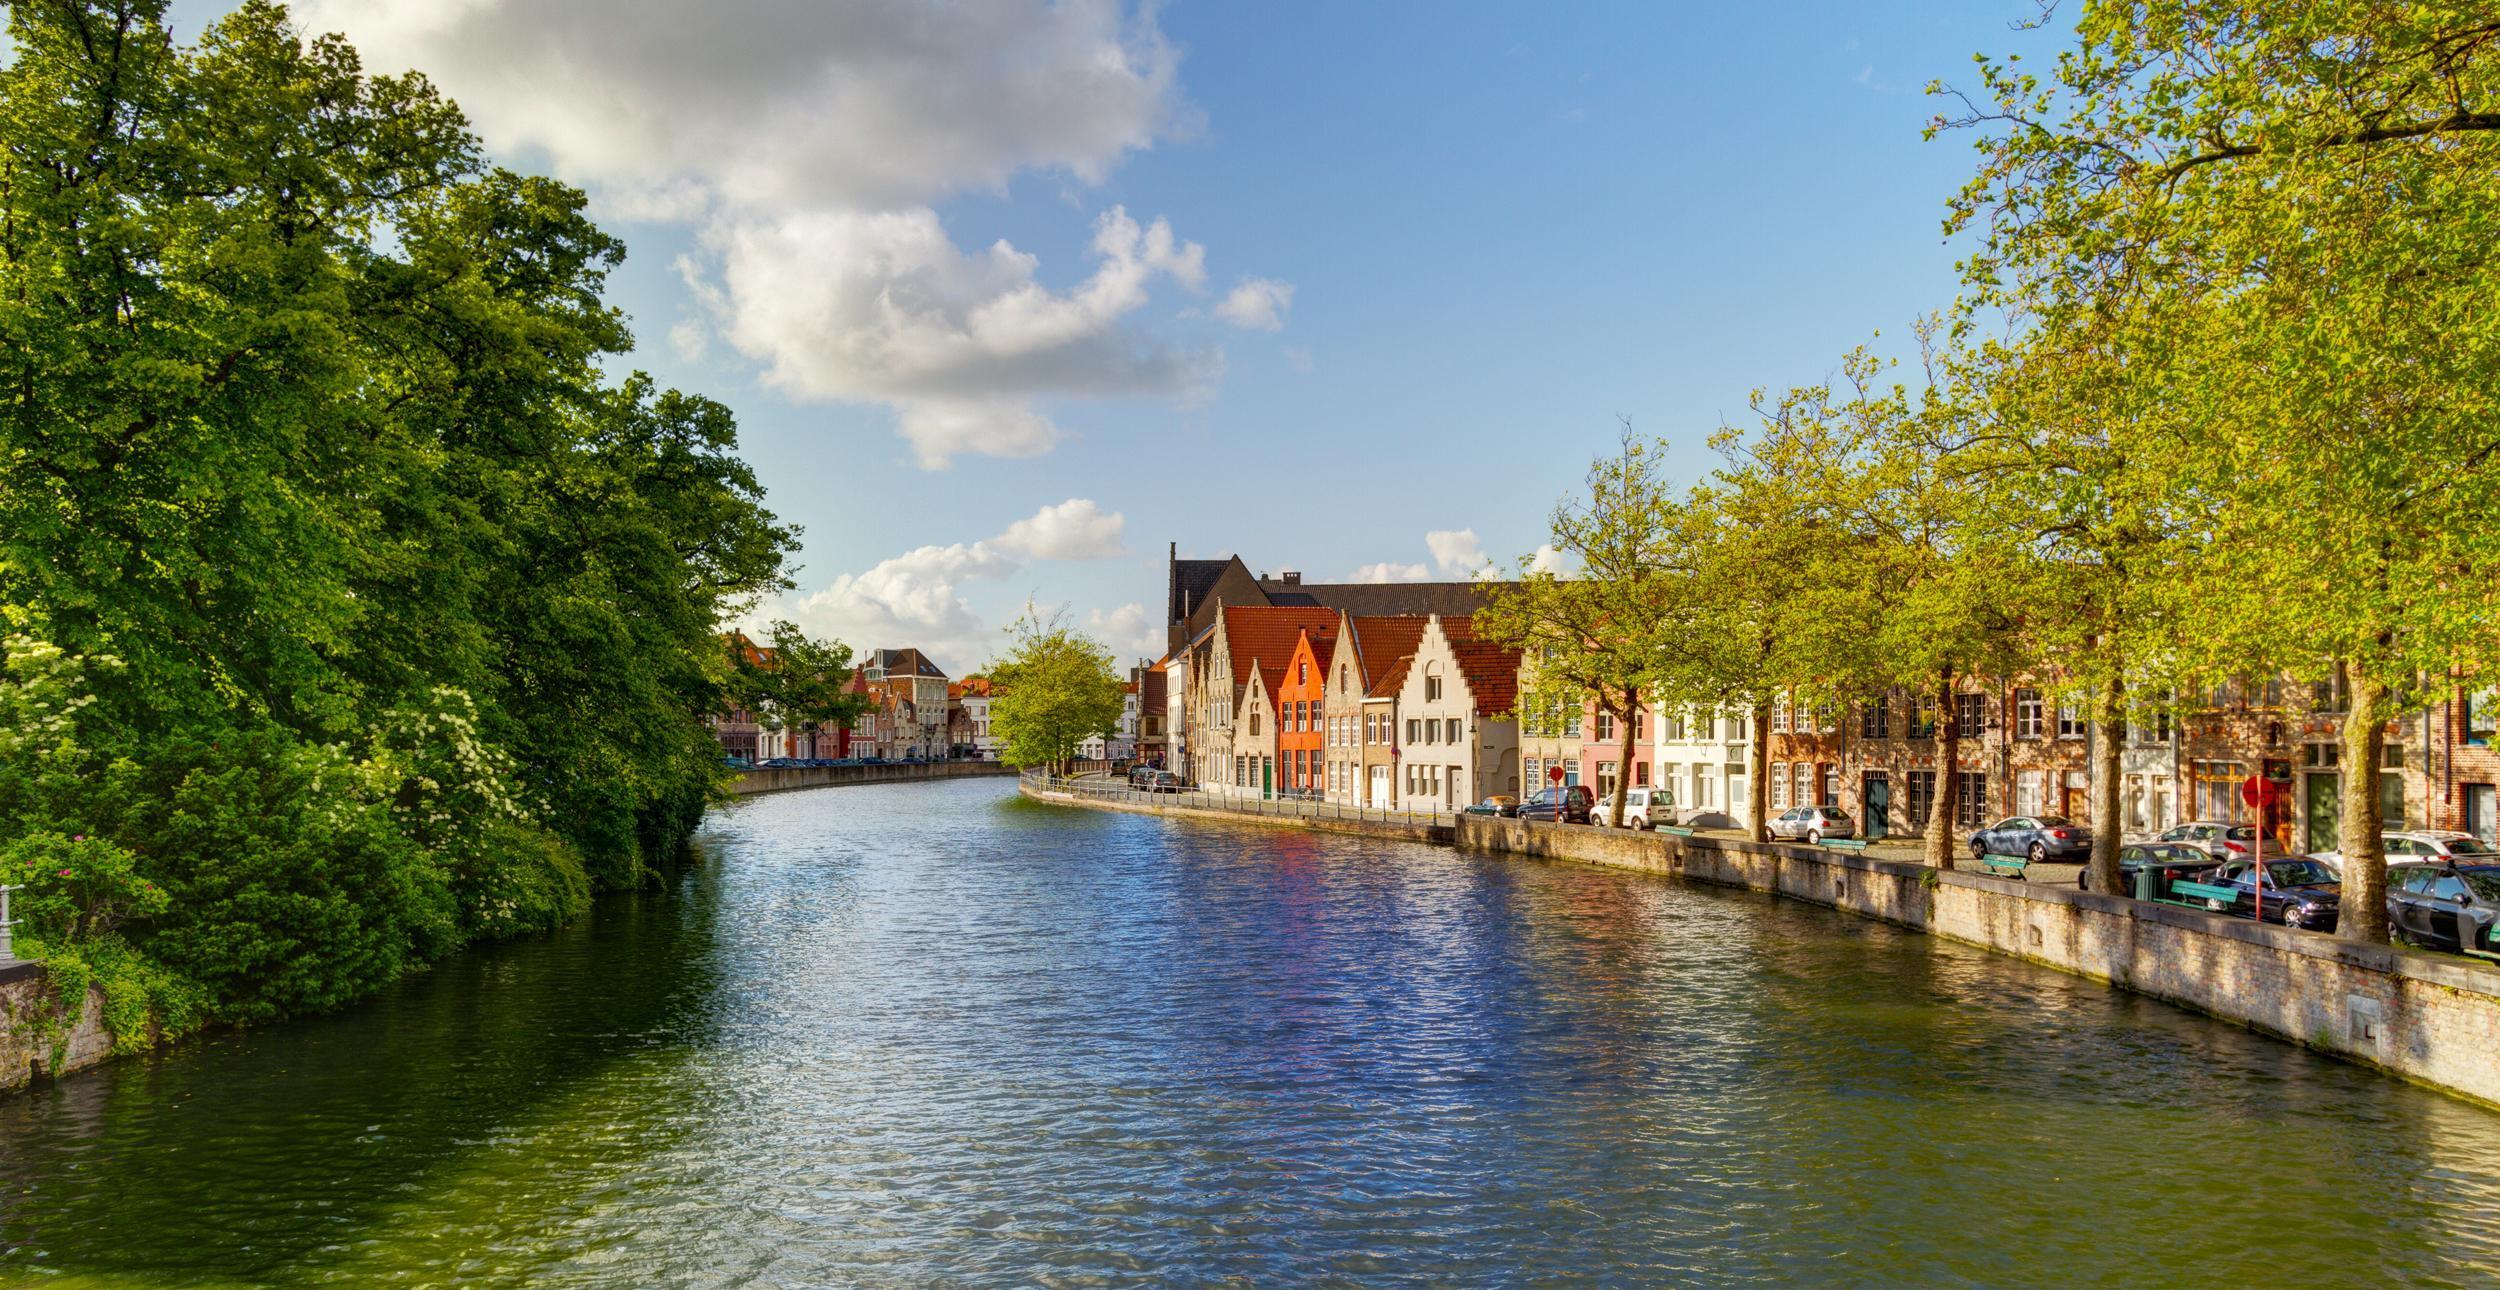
[1086,602,1161,658]
[298,0,1191,211]
[994,498,1126,561]
[1425,528,1490,577]
[1213,278,1295,331]
[667,317,709,362]
[689,205,1221,466]
[1530,543,1569,574]
[764,498,1129,666]
[1349,560,1432,584]
[295,0,1278,469]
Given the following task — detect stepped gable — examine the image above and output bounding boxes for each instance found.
[1261,580,1500,619]
[1344,615,1428,688]
[1220,605,1343,698]
[1440,616,1523,716]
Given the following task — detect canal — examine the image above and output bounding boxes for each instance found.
[4,777,2499,1286]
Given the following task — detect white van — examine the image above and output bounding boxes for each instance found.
[1597,786,1673,830]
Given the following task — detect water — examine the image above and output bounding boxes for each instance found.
[4,778,2498,1287]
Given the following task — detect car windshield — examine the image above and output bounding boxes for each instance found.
[2265,860,2336,887]
[2444,837,2499,856]
[2225,826,2257,841]
[2036,817,2075,829]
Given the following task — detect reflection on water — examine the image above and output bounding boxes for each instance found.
[4,778,2498,1287]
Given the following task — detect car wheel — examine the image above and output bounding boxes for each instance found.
[1808,829,1822,845]
[1970,839,1986,859]
[2029,843,2047,865]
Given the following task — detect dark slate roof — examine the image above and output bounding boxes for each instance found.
[1261,580,1505,619]
[873,648,950,680]
[1170,556,1244,624]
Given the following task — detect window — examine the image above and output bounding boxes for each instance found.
[2014,688,2043,738]
[1596,712,1616,741]
[1445,718,1462,743]
[1564,710,1583,737]
[2057,703,2087,739]
[1250,710,1261,736]
[1407,719,1421,744]
[1339,663,1349,692]
[1425,668,1443,702]
[1663,713,1685,742]
[1955,693,1986,739]
[1634,710,1647,741]
[1234,755,1246,786]
[1770,765,1788,809]
[1773,698,1791,733]
[1908,702,1936,740]
[1635,762,1650,787]
[1793,763,1812,808]
[2382,742,2407,769]
[1861,698,1889,740]
[1298,662,1308,685]
[2016,770,2043,817]
[1725,712,1747,740]
[1524,757,1542,787]
[2303,743,2339,768]
[1904,770,1937,828]
[1563,758,1581,787]
[1955,771,1989,828]
[2193,760,2247,822]
[2470,690,2500,747]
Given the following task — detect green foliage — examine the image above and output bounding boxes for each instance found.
[988,611,1124,772]
[0,1,793,1042]
[730,621,871,733]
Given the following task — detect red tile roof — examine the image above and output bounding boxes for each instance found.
[1440,616,1523,717]
[1220,606,1343,698]
[1367,653,1416,699]
[1344,615,1429,691]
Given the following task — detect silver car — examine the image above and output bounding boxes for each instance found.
[1768,805,1855,844]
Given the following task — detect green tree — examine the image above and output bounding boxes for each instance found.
[988,610,1124,775]
[729,621,871,740]
[1478,426,1683,828]
[1943,1,2500,939]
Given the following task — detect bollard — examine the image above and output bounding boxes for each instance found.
[0,883,18,962]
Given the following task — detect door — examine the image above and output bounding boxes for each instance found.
[2304,772,2340,854]
[2061,774,2088,822]
[1863,774,1890,840]
[1369,764,1388,806]
[1262,757,1273,799]
[2469,784,2499,843]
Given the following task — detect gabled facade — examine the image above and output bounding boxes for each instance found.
[1276,626,1338,796]
[1390,615,1522,812]
[1516,650,1584,797]
[1186,602,1341,798]
[1318,613,1431,807]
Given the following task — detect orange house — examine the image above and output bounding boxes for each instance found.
[1276,623,1339,795]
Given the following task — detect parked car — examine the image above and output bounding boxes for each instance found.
[1969,815,2094,865]
[2309,830,2500,876]
[2386,863,2500,955]
[1472,794,1521,817]
[1518,785,1595,824]
[2203,857,2344,932]
[1131,769,1187,794]
[1767,805,1856,844]
[2078,842,2223,895]
[2151,820,2259,863]
[1593,786,1673,830]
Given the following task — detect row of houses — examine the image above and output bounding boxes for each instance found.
[1154,548,2500,848]
[712,642,1163,765]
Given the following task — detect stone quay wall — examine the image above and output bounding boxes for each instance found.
[732,760,1018,796]
[1455,817,2500,1109]
[1017,780,1454,846]
[0,963,114,1095]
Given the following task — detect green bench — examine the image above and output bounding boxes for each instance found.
[2159,878,2242,911]
[1819,838,1871,852]
[1658,825,1696,837]
[1977,852,2030,879]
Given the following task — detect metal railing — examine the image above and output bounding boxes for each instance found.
[1019,771,1466,829]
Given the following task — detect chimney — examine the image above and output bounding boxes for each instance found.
[1278,570,1302,585]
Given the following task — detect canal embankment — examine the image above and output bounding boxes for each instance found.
[1016,778,1453,845]
[731,759,1017,796]
[1023,778,2500,1109]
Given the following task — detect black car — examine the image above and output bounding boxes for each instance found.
[1969,815,2095,865]
[2387,863,2500,955]
[2204,857,2343,932]
[2077,843,2216,894]
[1517,785,1595,824]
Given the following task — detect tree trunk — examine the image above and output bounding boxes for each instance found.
[2087,671,2126,896]
[1747,696,1772,843]
[1606,686,1636,828]
[1925,666,1958,869]
[2337,670,2391,944]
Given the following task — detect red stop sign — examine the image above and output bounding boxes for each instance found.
[1548,765,1565,784]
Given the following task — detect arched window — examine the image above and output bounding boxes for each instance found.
[1424,662,1444,703]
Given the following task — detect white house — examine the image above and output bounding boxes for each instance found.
[1389,615,1521,812]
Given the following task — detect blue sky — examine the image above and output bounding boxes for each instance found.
[249,0,2060,674]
